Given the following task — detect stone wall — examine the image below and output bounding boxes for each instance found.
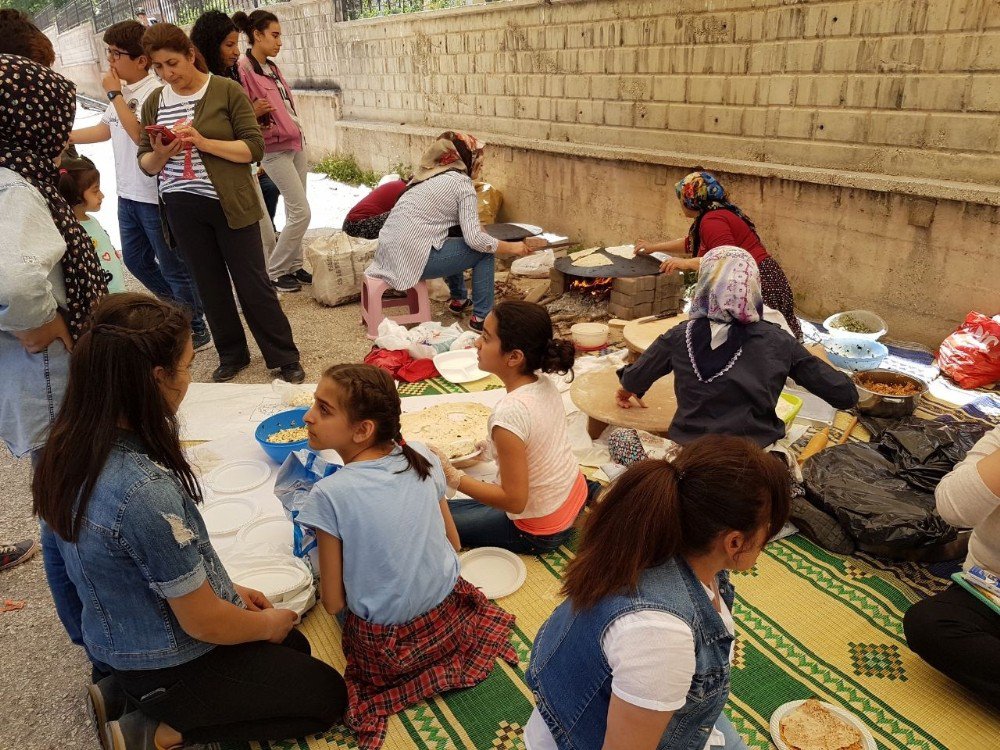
[46,23,104,98]
[48,0,1000,346]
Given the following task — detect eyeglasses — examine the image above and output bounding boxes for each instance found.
[106,48,135,60]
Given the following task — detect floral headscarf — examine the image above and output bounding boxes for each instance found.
[685,246,763,382]
[409,131,484,186]
[0,55,107,338]
[675,171,761,257]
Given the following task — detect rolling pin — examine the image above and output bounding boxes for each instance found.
[798,427,830,464]
[837,416,859,446]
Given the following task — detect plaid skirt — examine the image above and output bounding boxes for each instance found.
[758,256,803,341]
[342,577,518,749]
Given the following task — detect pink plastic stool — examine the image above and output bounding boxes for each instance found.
[361,275,432,338]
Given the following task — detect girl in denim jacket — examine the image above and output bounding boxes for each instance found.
[33,293,346,750]
[525,436,791,750]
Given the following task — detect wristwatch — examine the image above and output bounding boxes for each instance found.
[107,90,123,101]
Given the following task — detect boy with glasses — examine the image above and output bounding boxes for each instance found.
[71,20,211,350]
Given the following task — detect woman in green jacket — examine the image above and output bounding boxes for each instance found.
[138,23,303,384]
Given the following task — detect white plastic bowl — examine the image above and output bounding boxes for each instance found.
[570,322,609,350]
[823,310,887,340]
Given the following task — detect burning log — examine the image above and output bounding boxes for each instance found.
[569,276,613,299]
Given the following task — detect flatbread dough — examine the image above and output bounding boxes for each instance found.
[400,402,493,459]
[572,253,614,268]
[779,700,864,750]
[604,244,636,259]
[570,247,599,259]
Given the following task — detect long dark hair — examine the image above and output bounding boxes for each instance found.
[493,300,575,376]
[323,364,432,481]
[232,9,278,46]
[190,10,238,78]
[57,155,100,208]
[32,293,198,541]
[562,435,790,611]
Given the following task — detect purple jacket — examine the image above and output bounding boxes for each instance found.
[236,53,302,153]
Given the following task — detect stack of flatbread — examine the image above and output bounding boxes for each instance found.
[400,403,493,459]
[779,700,864,750]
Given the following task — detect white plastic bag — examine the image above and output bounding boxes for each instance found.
[511,248,555,278]
[450,330,480,351]
[375,320,464,359]
[304,229,378,307]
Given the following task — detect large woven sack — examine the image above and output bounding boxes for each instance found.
[304,229,378,307]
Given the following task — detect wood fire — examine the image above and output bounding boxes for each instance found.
[569,276,613,299]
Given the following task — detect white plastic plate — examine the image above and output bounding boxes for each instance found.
[459,547,527,599]
[433,349,490,384]
[206,459,272,494]
[232,564,311,602]
[200,497,258,536]
[236,514,294,552]
[770,700,877,750]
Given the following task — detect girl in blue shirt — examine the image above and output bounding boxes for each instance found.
[299,363,517,748]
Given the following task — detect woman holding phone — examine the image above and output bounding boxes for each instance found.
[137,23,304,384]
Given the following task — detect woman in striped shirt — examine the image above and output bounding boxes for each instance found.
[367,132,545,332]
[137,24,303,384]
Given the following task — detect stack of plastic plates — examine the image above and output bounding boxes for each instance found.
[236,514,294,554]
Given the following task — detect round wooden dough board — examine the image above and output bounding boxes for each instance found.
[570,368,677,434]
[623,313,688,355]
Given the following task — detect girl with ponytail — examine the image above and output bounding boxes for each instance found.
[525,435,791,750]
[298,363,517,748]
[432,300,588,554]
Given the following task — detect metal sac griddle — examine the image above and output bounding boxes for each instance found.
[554,249,663,279]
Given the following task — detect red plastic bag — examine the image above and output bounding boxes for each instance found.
[363,347,411,377]
[396,358,439,383]
[938,312,1000,389]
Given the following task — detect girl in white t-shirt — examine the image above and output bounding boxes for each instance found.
[432,301,587,554]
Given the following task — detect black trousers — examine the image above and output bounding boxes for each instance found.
[903,583,1000,710]
[113,630,347,743]
[163,191,299,369]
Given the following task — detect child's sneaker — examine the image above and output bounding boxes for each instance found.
[468,315,485,332]
[447,298,472,315]
[0,539,37,572]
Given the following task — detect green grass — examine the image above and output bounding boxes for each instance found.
[313,154,382,187]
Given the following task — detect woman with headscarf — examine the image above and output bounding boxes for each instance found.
[0,54,107,665]
[367,131,546,332]
[636,170,803,340]
[616,247,856,448]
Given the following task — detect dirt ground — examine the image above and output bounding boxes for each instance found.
[0,284,459,749]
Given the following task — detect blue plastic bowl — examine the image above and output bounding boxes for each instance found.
[825,336,889,372]
[255,407,310,464]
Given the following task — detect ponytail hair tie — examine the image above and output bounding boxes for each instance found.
[59,168,68,174]
[669,462,686,482]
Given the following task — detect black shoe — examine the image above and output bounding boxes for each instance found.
[0,538,37,571]
[87,674,127,750]
[212,359,250,383]
[279,362,305,384]
[107,710,160,750]
[468,315,485,332]
[292,268,312,285]
[192,327,213,352]
[790,496,855,555]
[273,274,301,293]
[447,298,472,315]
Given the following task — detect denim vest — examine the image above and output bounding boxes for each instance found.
[526,558,735,750]
[53,432,242,671]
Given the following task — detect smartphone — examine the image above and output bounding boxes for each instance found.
[144,124,176,145]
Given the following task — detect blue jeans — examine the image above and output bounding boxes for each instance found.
[420,237,495,319]
[448,499,573,554]
[33,451,111,677]
[118,197,206,334]
[715,713,750,749]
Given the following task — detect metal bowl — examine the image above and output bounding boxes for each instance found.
[851,370,928,418]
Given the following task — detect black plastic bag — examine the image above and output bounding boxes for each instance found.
[802,443,956,551]
[875,417,988,492]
